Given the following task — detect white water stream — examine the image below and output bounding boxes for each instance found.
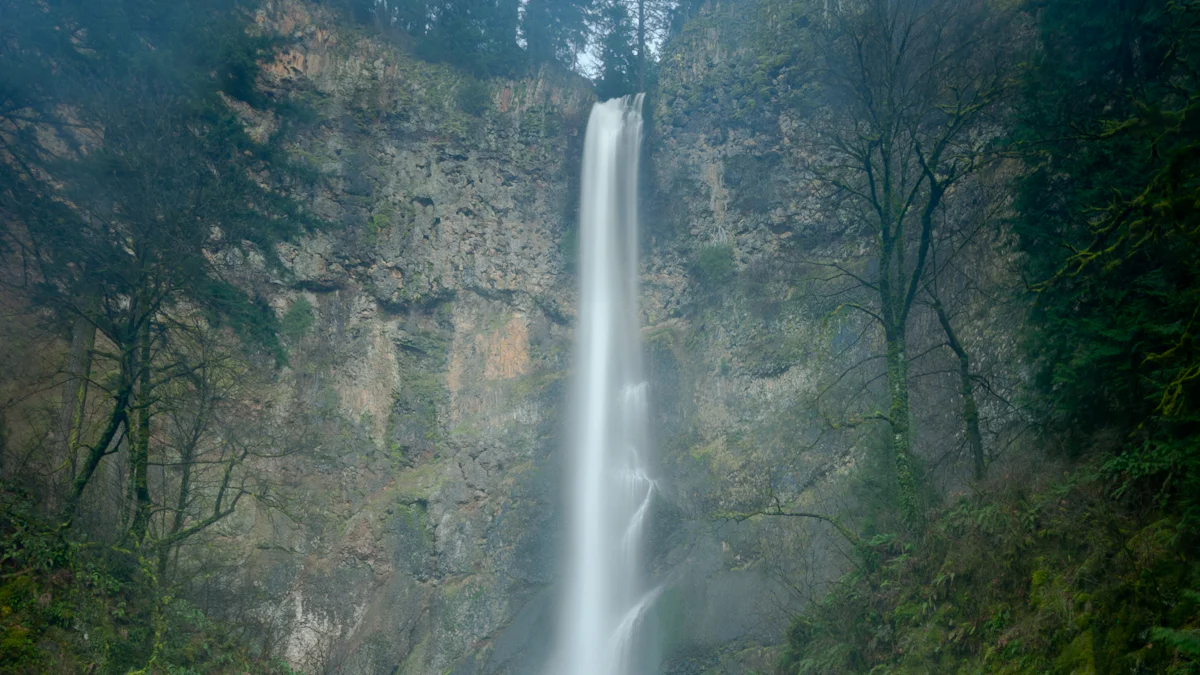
[554,95,658,675]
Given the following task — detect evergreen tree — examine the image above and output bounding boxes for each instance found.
[524,0,592,67]
[335,0,528,76]
[595,0,638,99]
[418,0,525,75]
[1014,0,1200,517]
[0,0,313,535]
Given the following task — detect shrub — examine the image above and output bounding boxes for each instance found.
[692,244,735,286]
[457,79,490,116]
[281,297,315,343]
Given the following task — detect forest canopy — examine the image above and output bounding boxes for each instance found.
[321,0,695,90]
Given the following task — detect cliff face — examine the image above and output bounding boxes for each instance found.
[638,1,1027,671]
[223,3,587,673]
[227,3,839,673]
[200,1,1023,674]
[227,4,800,671]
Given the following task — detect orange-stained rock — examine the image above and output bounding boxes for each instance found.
[481,315,530,381]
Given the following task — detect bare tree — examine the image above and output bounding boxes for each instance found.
[928,270,985,481]
[147,317,270,575]
[809,0,1012,523]
[916,170,1032,486]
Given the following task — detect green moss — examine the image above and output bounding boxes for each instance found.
[391,459,447,503]
[387,324,450,461]
[448,419,482,441]
[692,244,736,286]
[738,332,808,378]
[456,78,490,116]
[0,488,293,675]
[780,470,1200,675]
[281,296,315,342]
[1055,631,1097,674]
[507,368,564,402]
[398,329,450,361]
[398,630,433,675]
[368,203,395,234]
[559,225,579,274]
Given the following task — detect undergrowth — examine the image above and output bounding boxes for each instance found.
[0,486,291,675]
[780,467,1200,675]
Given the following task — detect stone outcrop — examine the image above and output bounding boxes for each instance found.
[195,1,1025,673]
[221,3,821,673]
[212,3,588,673]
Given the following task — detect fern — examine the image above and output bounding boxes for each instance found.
[1151,627,1200,660]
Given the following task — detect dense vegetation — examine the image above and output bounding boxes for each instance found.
[320,0,699,91]
[762,0,1200,673]
[0,1,314,671]
[780,473,1199,674]
[1015,0,1200,521]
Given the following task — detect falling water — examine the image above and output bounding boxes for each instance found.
[555,94,658,675]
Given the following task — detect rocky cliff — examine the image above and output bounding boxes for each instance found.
[215,3,589,673]
[200,2,1024,673]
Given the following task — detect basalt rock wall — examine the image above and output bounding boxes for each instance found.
[200,1,1024,673]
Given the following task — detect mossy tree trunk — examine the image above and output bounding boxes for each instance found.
[870,167,941,527]
[129,318,153,544]
[61,339,135,528]
[933,302,985,481]
[816,0,1008,527]
[876,202,924,525]
[158,383,205,576]
[57,315,96,505]
[158,452,191,576]
[883,329,921,523]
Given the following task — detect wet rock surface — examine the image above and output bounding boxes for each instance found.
[213,1,974,673]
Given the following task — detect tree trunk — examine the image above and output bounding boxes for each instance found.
[158,437,195,576]
[885,328,921,525]
[129,320,153,544]
[157,466,189,575]
[56,316,95,505]
[0,407,6,476]
[934,303,985,481]
[61,383,129,528]
[637,0,646,91]
[960,358,985,481]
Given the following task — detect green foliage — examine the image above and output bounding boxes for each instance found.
[1151,626,1200,661]
[456,78,492,116]
[0,0,318,366]
[325,0,673,94]
[1013,0,1200,521]
[595,0,639,100]
[0,487,292,674]
[388,327,450,460]
[328,0,528,77]
[281,297,316,343]
[560,223,580,274]
[0,0,321,586]
[738,332,808,378]
[418,0,526,77]
[368,203,397,235]
[691,244,736,286]
[780,471,1200,675]
[523,0,591,66]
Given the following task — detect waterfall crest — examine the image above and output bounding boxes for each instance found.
[554,94,657,675]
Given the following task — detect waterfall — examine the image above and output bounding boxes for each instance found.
[555,94,657,675]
